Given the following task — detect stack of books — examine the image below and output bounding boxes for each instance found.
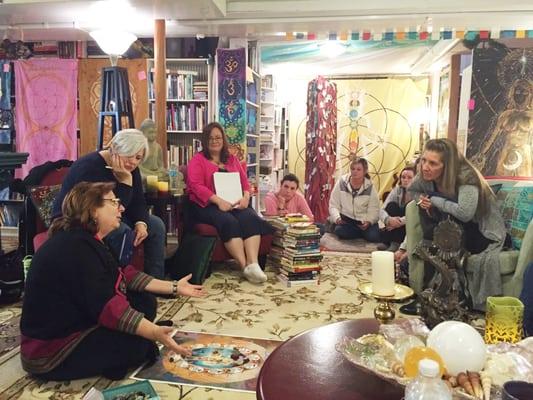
[267,214,322,287]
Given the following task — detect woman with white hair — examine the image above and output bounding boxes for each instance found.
[52,129,166,279]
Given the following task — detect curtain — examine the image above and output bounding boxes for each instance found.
[14,59,78,178]
[304,76,337,222]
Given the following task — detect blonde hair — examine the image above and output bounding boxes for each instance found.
[424,139,494,217]
[49,182,116,237]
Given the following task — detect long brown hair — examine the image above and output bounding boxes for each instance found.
[424,139,494,217]
[49,182,116,237]
[201,122,230,164]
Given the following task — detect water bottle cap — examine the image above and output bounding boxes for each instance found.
[418,359,439,377]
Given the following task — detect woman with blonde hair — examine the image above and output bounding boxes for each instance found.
[408,138,507,310]
[328,157,381,242]
[52,128,166,279]
[22,182,205,381]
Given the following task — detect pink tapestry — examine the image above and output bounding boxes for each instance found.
[15,59,78,178]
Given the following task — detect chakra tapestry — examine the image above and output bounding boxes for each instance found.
[217,47,246,159]
[14,59,78,178]
[466,46,533,177]
[132,331,281,393]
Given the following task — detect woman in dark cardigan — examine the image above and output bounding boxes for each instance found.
[21,182,205,381]
[52,128,166,279]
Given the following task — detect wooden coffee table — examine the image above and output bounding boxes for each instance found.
[256,318,404,400]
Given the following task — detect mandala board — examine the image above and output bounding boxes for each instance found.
[131,331,282,393]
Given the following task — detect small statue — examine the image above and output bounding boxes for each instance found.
[138,118,168,182]
[415,218,471,329]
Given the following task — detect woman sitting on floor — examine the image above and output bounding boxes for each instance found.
[378,166,415,252]
[52,128,166,279]
[328,157,380,242]
[21,182,205,381]
[186,122,274,284]
[264,173,314,219]
[408,138,506,310]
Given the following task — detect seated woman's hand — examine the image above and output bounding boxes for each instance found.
[110,153,133,185]
[216,198,233,212]
[359,221,370,230]
[133,222,148,246]
[234,196,249,210]
[394,249,407,263]
[386,217,403,230]
[152,325,192,357]
[336,217,346,225]
[177,273,207,298]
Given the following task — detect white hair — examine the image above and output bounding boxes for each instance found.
[108,129,149,162]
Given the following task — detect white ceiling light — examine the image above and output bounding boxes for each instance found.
[320,41,347,58]
[90,29,137,64]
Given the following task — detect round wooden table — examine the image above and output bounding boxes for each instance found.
[256,318,404,400]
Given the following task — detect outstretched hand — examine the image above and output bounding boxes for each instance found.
[153,326,192,356]
[177,274,207,298]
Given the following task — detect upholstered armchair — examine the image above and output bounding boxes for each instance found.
[405,200,533,298]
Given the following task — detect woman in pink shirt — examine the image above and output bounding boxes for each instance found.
[187,122,273,284]
[264,174,314,219]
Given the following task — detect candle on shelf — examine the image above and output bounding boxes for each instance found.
[371,251,395,296]
[157,181,169,197]
[146,175,158,193]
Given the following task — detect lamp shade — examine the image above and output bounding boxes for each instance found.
[90,29,137,56]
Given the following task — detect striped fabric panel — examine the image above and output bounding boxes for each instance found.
[125,270,153,292]
[117,307,144,334]
[21,327,98,374]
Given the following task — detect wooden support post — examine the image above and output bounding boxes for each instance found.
[154,19,167,166]
[447,53,462,143]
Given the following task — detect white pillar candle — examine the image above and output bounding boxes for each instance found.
[146,175,158,192]
[371,251,395,296]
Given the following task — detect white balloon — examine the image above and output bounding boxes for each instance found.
[427,321,487,375]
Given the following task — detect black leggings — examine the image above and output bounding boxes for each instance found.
[35,291,159,381]
[380,202,406,245]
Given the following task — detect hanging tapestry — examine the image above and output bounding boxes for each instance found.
[466,46,533,177]
[14,59,78,178]
[304,76,337,223]
[0,60,12,145]
[78,59,148,155]
[217,47,246,160]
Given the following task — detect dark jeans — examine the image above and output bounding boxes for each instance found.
[380,202,406,245]
[334,214,381,242]
[35,291,158,381]
[192,203,274,242]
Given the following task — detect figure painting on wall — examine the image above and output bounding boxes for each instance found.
[467,46,532,177]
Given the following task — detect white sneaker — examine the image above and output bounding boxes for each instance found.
[243,263,267,283]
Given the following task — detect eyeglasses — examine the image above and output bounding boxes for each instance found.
[103,198,122,209]
[209,137,223,142]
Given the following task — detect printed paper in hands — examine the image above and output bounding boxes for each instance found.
[214,172,242,204]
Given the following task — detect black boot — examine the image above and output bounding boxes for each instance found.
[399,299,421,316]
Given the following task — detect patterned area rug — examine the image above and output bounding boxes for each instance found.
[0,252,390,400]
[320,232,380,253]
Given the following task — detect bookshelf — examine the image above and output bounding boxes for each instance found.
[147,58,213,166]
[258,74,288,213]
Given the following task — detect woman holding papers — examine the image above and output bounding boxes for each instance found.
[187,122,274,284]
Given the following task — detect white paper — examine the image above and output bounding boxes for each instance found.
[213,172,242,204]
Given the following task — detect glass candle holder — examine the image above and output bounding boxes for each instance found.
[484,296,524,344]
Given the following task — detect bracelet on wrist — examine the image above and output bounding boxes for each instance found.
[135,221,148,229]
[172,280,178,297]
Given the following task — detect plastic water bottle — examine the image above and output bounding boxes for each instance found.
[404,359,452,400]
[168,164,178,194]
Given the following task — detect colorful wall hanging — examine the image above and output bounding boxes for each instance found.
[78,58,148,155]
[466,46,532,177]
[0,60,12,146]
[304,76,337,223]
[216,47,247,159]
[14,59,78,178]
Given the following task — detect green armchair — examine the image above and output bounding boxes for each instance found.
[405,200,533,298]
